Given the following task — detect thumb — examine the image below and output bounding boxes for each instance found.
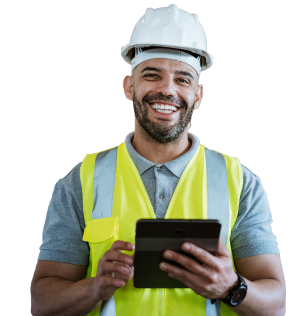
[217,238,231,257]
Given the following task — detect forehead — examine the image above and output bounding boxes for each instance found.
[136,58,197,77]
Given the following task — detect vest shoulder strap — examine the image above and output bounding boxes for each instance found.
[80,146,118,224]
[205,146,243,230]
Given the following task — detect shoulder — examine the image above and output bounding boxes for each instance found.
[241,164,261,181]
[59,162,82,186]
[236,164,270,222]
[54,162,83,210]
[231,163,280,258]
[45,163,84,230]
[38,161,89,265]
[240,164,267,203]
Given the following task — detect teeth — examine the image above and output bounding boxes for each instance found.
[156,109,172,113]
[150,103,178,112]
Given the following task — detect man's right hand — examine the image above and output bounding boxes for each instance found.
[93,240,135,301]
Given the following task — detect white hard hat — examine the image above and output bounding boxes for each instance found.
[121,4,213,73]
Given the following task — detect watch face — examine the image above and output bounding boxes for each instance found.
[231,288,247,305]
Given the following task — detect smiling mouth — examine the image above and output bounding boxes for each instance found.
[149,104,179,121]
[148,103,180,114]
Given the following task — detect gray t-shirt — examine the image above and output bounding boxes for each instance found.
[38,133,280,265]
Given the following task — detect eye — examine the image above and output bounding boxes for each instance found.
[177,78,189,84]
[144,74,189,83]
[144,74,158,78]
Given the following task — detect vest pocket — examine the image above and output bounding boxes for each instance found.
[83,216,119,277]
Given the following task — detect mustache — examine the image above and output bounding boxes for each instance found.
[142,94,187,109]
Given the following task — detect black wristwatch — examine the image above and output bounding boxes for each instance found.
[211,272,248,307]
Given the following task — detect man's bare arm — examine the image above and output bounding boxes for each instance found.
[30,261,99,316]
[229,279,284,316]
[31,276,98,316]
[229,254,286,316]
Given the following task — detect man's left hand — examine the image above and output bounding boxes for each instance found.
[159,238,238,300]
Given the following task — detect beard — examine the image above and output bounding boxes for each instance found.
[133,91,195,144]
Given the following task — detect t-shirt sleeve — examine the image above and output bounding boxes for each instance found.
[38,162,90,265]
[230,164,280,260]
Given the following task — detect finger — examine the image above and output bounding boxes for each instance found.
[159,262,201,291]
[110,240,135,252]
[103,250,134,266]
[107,261,131,278]
[160,262,187,280]
[181,243,218,268]
[159,250,206,277]
[98,275,126,288]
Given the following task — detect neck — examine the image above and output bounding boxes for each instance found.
[131,121,191,164]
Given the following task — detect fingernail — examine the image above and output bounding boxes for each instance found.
[128,243,135,250]
[161,263,167,269]
[164,251,172,258]
[126,257,132,264]
[184,243,190,250]
[121,266,130,273]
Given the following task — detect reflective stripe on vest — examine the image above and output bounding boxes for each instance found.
[81,143,242,316]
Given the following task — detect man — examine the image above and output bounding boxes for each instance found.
[31,5,286,316]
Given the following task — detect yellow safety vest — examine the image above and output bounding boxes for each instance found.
[80,142,243,316]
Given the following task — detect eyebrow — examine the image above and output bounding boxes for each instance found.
[140,67,194,80]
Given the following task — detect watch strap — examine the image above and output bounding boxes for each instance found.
[221,272,248,306]
[211,272,247,306]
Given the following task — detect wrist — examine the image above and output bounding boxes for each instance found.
[88,277,102,308]
[229,271,240,290]
[220,271,239,299]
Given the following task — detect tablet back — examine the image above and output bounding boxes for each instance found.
[134,219,221,288]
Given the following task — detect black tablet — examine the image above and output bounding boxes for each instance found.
[133,219,221,288]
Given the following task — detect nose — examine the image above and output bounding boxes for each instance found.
[154,76,176,97]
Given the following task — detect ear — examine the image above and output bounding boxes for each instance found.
[122,75,134,101]
[194,84,203,110]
